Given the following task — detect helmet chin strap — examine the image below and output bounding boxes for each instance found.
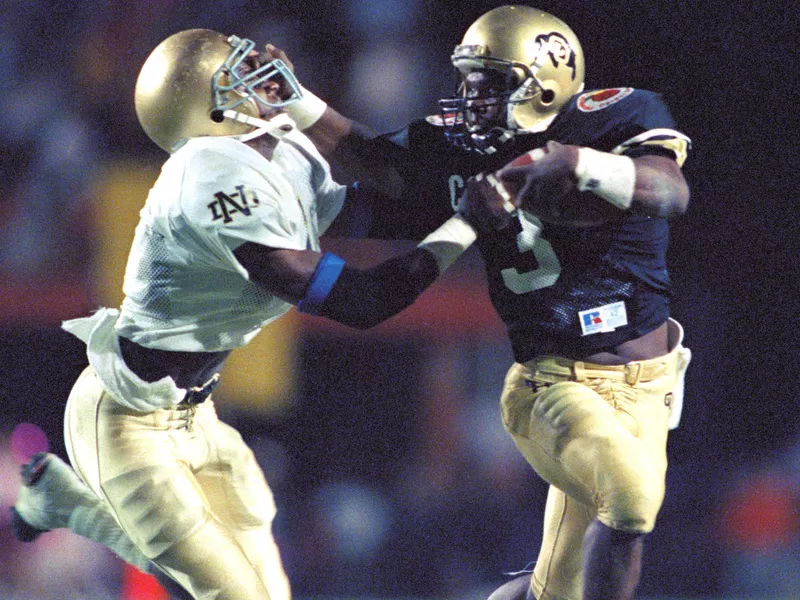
[221,110,297,142]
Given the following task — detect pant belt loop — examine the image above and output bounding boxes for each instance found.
[573,361,586,382]
[625,363,642,386]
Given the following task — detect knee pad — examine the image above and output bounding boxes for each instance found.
[593,438,665,534]
[102,464,209,559]
[533,382,665,534]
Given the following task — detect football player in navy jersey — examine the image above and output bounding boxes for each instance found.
[269,5,693,600]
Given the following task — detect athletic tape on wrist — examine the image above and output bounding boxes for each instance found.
[285,86,327,130]
[574,147,636,210]
[417,214,478,274]
[298,253,345,315]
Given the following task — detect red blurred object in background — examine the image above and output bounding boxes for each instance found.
[120,564,169,600]
[718,473,799,551]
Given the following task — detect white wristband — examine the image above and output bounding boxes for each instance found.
[417,214,477,274]
[285,86,328,130]
[574,147,636,210]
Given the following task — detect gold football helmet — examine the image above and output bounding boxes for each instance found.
[440,6,584,152]
[135,29,303,153]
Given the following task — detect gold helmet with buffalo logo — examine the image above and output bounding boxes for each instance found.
[440,6,584,152]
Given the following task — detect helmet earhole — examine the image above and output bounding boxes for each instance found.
[541,89,556,104]
[210,110,225,123]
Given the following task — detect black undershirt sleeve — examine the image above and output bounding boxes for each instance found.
[314,248,439,329]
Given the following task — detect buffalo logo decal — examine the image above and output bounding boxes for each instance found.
[535,32,579,81]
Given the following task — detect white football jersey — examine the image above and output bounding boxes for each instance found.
[115,132,346,352]
[62,131,345,410]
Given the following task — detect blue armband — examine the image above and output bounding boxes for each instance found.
[297,253,346,315]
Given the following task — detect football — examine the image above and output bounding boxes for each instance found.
[495,147,624,228]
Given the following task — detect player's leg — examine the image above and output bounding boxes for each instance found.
[145,403,286,600]
[579,348,683,599]
[194,412,290,600]
[581,520,644,600]
[552,384,664,600]
[152,517,273,599]
[65,368,273,600]
[12,448,191,599]
[12,452,85,541]
[11,450,155,574]
[500,363,669,600]
[581,321,689,599]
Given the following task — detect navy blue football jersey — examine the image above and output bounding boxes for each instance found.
[360,88,690,361]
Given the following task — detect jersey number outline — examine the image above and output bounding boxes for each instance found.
[501,212,561,294]
[447,175,561,294]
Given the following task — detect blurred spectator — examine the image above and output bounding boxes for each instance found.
[716,456,800,597]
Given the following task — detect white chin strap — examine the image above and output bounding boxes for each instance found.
[222,110,297,142]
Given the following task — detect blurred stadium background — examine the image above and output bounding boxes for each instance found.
[0,0,797,599]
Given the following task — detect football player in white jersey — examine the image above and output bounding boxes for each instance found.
[11,29,497,600]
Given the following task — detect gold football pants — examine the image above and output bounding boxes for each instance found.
[64,366,290,600]
[501,319,686,600]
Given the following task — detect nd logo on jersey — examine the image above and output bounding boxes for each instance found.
[208,185,260,223]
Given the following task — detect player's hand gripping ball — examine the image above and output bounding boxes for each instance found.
[495,141,625,227]
[457,171,518,232]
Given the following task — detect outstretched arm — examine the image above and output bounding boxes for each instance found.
[234,213,480,329]
[264,44,404,198]
[263,43,363,155]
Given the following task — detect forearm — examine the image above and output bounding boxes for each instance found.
[285,86,379,161]
[317,119,405,198]
[574,147,689,218]
[303,107,358,158]
[301,215,477,329]
[300,248,438,329]
[498,141,689,224]
[286,88,403,197]
[630,154,690,217]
